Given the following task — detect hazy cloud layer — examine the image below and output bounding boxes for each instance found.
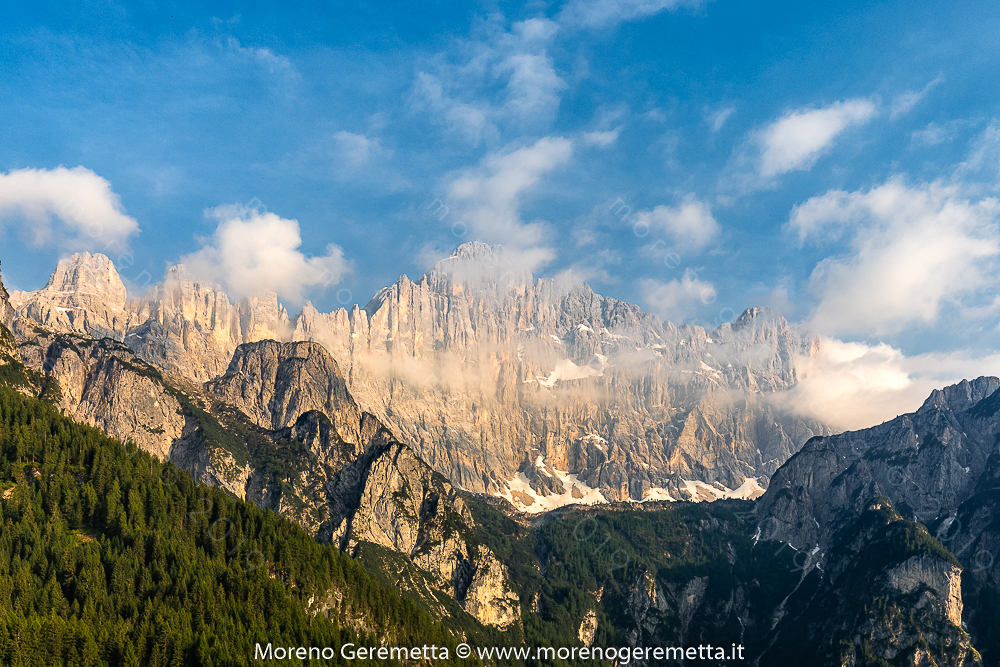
[180,204,350,303]
[0,166,140,249]
[444,136,573,271]
[640,268,716,322]
[559,0,704,28]
[412,18,565,145]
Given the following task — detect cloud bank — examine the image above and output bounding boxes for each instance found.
[781,336,1000,432]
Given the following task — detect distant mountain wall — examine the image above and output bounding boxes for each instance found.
[6,245,832,507]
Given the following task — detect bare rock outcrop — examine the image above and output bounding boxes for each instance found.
[16,330,182,460]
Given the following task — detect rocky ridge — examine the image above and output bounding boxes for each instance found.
[202,339,521,628]
[1,276,519,631]
[755,376,1000,664]
[8,247,831,508]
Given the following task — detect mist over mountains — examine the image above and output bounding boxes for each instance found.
[7,244,836,509]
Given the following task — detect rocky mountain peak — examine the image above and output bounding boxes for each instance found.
[422,242,534,292]
[206,340,361,441]
[733,306,781,330]
[918,376,1000,414]
[44,252,126,301]
[10,251,130,338]
[450,241,506,261]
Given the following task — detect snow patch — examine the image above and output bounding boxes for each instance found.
[641,487,675,502]
[680,477,765,502]
[496,466,608,513]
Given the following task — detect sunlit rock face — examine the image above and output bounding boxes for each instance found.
[9,245,831,508]
[9,252,131,339]
[290,244,830,506]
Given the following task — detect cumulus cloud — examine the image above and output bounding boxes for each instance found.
[640,268,716,322]
[444,136,573,270]
[758,98,877,178]
[779,336,1000,431]
[180,205,350,302]
[632,194,720,250]
[789,178,1000,336]
[559,0,703,28]
[0,166,140,250]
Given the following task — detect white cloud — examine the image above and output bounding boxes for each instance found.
[641,268,716,322]
[333,130,387,167]
[910,122,955,147]
[709,106,735,132]
[632,195,720,250]
[559,0,703,28]
[789,178,1000,336]
[758,98,877,177]
[180,204,350,303]
[780,336,1000,431]
[890,77,943,119]
[412,18,565,144]
[0,166,140,250]
[582,128,621,147]
[445,136,573,270]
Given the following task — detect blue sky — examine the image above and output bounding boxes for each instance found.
[2,0,1000,381]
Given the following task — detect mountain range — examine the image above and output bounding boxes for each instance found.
[6,245,829,507]
[2,250,998,665]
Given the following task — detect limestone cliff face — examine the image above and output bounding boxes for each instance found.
[9,252,132,339]
[754,377,1000,664]
[10,247,831,508]
[289,245,828,504]
[16,332,183,460]
[202,339,521,629]
[885,555,964,627]
[9,325,249,497]
[0,262,13,331]
[126,265,291,381]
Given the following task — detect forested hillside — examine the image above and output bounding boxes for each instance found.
[0,385,467,666]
